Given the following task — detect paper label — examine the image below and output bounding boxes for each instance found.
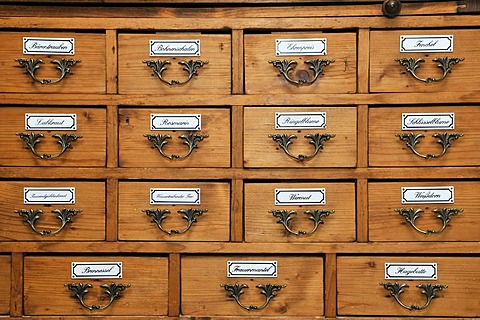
[23,37,75,55]
[150,114,201,131]
[402,113,454,130]
[275,112,326,129]
[227,261,277,277]
[71,262,122,279]
[150,188,200,205]
[385,263,437,280]
[276,38,327,56]
[25,113,77,131]
[401,186,454,204]
[275,188,325,205]
[400,35,453,53]
[149,40,200,56]
[24,187,75,204]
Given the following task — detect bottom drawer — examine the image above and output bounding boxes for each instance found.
[0,255,10,314]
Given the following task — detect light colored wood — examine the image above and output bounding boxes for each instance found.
[357,29,370,93]
[231,105,244,168]
[106,104,119,167]
[232,30,244,94]
[106,179,118,242]
[324,253,337,318]
[168,253,181,317]
[0,255,11,315]
[357,105,369,168]
[231,179,243,242]
[356,178,368,242]
[106,30,118,94]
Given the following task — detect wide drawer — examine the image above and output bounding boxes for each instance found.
[182,255,324,316]
[119,108,230,167]
[244,107,357,167]
[24,256,168,315]
[338,256,480,317]
[0,181,105,241]
[0,255,10,315]
[0,107,106,167]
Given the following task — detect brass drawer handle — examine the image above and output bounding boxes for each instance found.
[16,58,81,85]
[65,283,130,311]
[221,283,286,311]
[17,132,83,159]
[143,208,207,235]
[269,133,335,161]
[395,207,462,235]
[396,57,463,83]
[269,59,334,86]
[270,209,334,236]
[380,282,447,311]
[143,59,208,86]
[396,132,463,159]
[144,132,208,160]
[15,208,81,236]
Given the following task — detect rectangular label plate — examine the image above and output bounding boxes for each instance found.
[275,112,326,129]
[400,35,453,53]
[276,38,327,56]
[275,188,325,205]
[227,261,277,278]
[23,37,75,55]
[71,262,122,279]
[25,113,77,131]
[24,187,75,204]
[401,186,454,204]
[402,113,454,130]
[385,263,437,280]
[149,40,200,56]
[150,114,201,130]
[150,188,200,205]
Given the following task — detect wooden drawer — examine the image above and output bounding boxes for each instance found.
[119,108,230,168]
[244,106,357,167]
[0,32,106,94]
[245,182,356,242]
[118,181,230,241]
[182,255,324,316]
[24,256,168,316]
[338,256,480,317]
[244,32,357,94]
[0,107,106,167]
[370,29,480,93]
[118,33,231,94]
[369,106,480,167]
[0,181,105,241]
[369,181,480,242]
[0,255,10,315]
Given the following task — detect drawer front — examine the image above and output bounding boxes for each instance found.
[182,255,324,316]
[0,107,106,167]
[0,181,105,241]
[245,182,356,242]
[370,29,480,93]
[118,181,230,241]
[245,32,357,94]
[0,255,11,315]
[0,32,106,94]
[338,256,480,317]
[244,107,357,167]
[118,33,231,94]
[119,108,230,168]
[369,181,480,242]
[24,256,168,315]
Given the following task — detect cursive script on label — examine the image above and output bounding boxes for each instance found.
[30,192,69,199]
[286,43,315,51]
[414,40,439,48]
[81,266,115,274]
[233,266,273,273]
[406,117,450,126]
[28,42,68,51]
[281,117,321,126]
[395,267,427,276]
[289,193,312,200]
[155,193,194,199]
[152,44,196,53]
[414,191,441,199]
[35,118,66,126]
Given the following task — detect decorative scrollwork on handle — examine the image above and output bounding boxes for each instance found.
[144,132,208,160]
[17,132,83,159]
[380,282,447,311]
[396,132,463,159]
[270,209,334,236]
[269,133,335,161]
[396,57,463,83]
[221,283,286,311]
[143,208,207,235]
[65,283,130,311]
[143,59,208,86]
[16,58,81,84]
[395,207,462,235]
[15,208,81,236]
[268,59,334,86]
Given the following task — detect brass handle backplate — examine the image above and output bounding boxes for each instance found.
[396,132,463,159]
[395,207,462,235]
[270,209,334,236]
[396,57,463,83]
[143,208,207,235]
[17,132,83,159]
[221,283,286,311]
[144,132,208,160]
[65,283,130,311]
[143,59,208,86]
[270,133,335,161]
[380,282,447,311]
[15,208,81,236]
[269,58,334,86]
[16,58,81,84]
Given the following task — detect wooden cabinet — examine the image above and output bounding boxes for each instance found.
[0,255,10,315]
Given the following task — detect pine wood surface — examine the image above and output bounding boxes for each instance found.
[0,255,11,314]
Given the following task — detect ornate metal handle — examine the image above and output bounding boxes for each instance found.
[221,283,286,311]
[16,58,80,84]
[143,59,208,86]
[269,133,335,161]
[15,208,81,236]
[17,132,83,159]
[395,207,462,235]
[270,209,334,236]
[380,282,447,311]
[65,283,130,311]
[396,132,463,159]
[396,57,463,83]
[144,132,208,160]
[268,59,334,86]
[142,208,207,235]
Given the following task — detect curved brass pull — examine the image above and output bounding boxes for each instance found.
[17,132,83,159]
[65,283,130,311]
[269,133,335,161]
[380,282,447,311]
[15,208,81,236]
[143,59,208,86]
[395,207,462,235]
[16,58,81,84]
[221,283,286,311]
[396,57,463,83]
[396,132,463,159]
[143,208,207,235]
[144,132,208,160]
[269,58,334,86]
[270,209,334,236]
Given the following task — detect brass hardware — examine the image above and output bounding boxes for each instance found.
[16,58,80,84]
[16,208,81,236]
[270,209,334,236]
[269,133,335,161]
[17,132,83,159]
[269,58,334,86]
[396,132,463,159]
[396,57,464,83]
[143,208,207,235]
[144,132,208,160]
[143,59,208,86]
[382,0,402,18]
[221,283,286,311]
[395,207,462,235]
[65,283,130,311]
[380,282,447,311]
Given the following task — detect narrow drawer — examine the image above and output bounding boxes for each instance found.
[0,255,10,315]
[182,255,324,316]
[244,106,357,167]
[338,256,480,317]
[0,107,106,167]
[0,181,105,241]
[245,182,356,242]
[24,256,168,316]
